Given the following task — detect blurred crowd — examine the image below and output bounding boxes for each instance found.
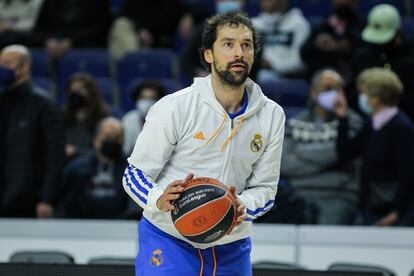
[0,0,413,226]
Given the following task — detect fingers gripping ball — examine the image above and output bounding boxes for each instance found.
[171,177,237,244]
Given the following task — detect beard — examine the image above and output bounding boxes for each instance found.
[213,58,249,87]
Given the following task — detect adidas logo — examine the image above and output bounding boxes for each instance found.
[193,131,206,140]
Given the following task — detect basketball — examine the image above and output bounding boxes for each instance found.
[171,177,236,244]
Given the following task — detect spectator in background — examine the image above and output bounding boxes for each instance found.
[352,4,414,122]
[334,68,414,226]
[122,80,166,156]
[0,45,65,218]
[252,0,310,82]
[63,73,108,161]
[281,69,362,225]
[30,0,111,59]
[108,0,208,60]
[59,117,140,219]
[0,0,43,49]
[301,0,363,83]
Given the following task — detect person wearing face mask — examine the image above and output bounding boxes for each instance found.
[63,73,108,161]
[280,68,362,225]
[334,67,414,226]
[121,80,165,156]
[0,44,65,218]
[352,4,414,123]
[301,0,363,83]
[58,117,141,219]
[252,0,310,82]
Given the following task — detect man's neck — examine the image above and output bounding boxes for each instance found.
[211,73,245,113]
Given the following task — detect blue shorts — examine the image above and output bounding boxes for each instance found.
[136,218,252,276]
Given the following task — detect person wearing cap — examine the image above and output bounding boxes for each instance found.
[352,4,414,122]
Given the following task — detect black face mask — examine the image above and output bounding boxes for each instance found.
[334,4,357,22]
[67,92,88,109]
[100,139,122,160]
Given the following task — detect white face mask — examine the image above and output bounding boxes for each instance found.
[136,99,156,116]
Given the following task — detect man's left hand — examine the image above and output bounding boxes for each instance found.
[228,186,246,233]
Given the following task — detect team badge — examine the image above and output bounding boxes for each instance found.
[150,249,163,267]
[250,134,263,152]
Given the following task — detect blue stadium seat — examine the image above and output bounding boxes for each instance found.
[284,107,305,120]
[401,16,414,41]
[56,49,111,104]
[117,49,177,99]
[31,77,53,93]
[289,0,331,18]
[259,79,309,107]
[245,0,261,17]
[122,78,182,111]
[96,77,116,105]
[30,49,50,78]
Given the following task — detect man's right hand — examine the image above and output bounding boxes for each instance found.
[156,174,193,212]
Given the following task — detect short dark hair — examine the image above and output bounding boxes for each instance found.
[199,11,261,72]
[131,79,166,102]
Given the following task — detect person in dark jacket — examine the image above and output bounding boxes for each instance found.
[301,0,363,83]
[30,0,111,59]
[59,117,141,219]
[334,67,414,226]
[352,4,414,122]
[0,44,65,218]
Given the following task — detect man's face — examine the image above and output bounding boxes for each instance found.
[0,51,26,84]
[205,23,255,87]
[95,122,123,150]
[312,72,343,101]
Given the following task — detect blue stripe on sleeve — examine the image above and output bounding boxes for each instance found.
[124,174,147,204]
[125,172,149,196]
[127,164,154,189]
[246,200,274,216]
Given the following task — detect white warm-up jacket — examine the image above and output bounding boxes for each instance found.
[123,75,285,249]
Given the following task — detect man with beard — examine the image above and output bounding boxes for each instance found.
[122,11,285,275]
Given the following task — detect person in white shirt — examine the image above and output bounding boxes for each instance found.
[252,0,310,82]
[123,11,285,275]
[121,80,165,156]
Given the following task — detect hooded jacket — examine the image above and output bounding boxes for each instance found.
[123,75,285,249]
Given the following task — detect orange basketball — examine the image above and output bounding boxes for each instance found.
[171,177,236,244]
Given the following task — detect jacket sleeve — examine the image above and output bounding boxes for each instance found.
[238,109,285,221]
[122,97,179,212]
[39,100,65,205]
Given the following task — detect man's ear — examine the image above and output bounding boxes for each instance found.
[204,49,213,64]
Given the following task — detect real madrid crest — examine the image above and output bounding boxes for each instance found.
[150,249,163,267]
[250,134,263,153]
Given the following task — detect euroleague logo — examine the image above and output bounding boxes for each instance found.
[149,249,163,267]
[250,134,263,153]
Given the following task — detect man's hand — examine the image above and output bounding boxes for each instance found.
[375,211,398,226]
[156,174,193,212]
[36,202,54,218]
[228,186,246,233]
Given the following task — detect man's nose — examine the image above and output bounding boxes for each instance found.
[233,44,243,58]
